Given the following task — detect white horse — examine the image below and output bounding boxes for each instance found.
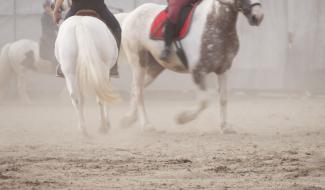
[55,14,120,136]
[0,39,53,103]
[120,0,264,133]
[51,0,71,12]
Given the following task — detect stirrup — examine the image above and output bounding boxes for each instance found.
[160,48,171,62]
[56,73,65,78]
[56,65,65,78]
[109,63,120,78]
[109,70,120,78]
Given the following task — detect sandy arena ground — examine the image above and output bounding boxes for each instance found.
[0,93,324,190]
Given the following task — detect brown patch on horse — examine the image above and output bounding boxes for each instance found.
[22,51,37,71]
[198,3,239,75]
[75,10,101,19]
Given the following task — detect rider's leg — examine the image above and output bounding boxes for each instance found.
[160,0,188,62]
[160,20,177,62]
[99,7,122,78]
[99,7,121,49]
[160,0,195,62]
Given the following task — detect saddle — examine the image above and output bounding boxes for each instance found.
[150,1,202,67]
[75,10,120,49]
[75,10,101,19]
[150,1,202,41]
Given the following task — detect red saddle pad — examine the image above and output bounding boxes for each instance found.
[150,2,201,41]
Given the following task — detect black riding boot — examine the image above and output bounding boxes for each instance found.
[100,7,122,78]
[108,23,121,78]
[160,20,177,62]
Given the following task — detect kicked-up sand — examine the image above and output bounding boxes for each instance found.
[0,93,324,190]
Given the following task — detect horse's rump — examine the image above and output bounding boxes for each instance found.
[74,9,121,51]
[57,16,119,103]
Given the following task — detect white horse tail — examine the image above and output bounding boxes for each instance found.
[0,43,13,90]
[74,20,120,103]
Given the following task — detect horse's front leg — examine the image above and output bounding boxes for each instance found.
[15,69,32,104]
[176,68,209,125]
[97,98,110,134]
[218,72,236,134]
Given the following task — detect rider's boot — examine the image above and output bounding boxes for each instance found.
[109,63,119,78]
[108,26,121,78]
[160,20,177,62]
[102,8,122,78]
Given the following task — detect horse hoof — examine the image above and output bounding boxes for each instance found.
[98,126,109,135]
[141,123,155,132]
[119,121,132,129]
[23,99,33,105]
[176,112,194,125]
[82,131,92,139]
[119,116,137,129]
[221,127,237,135]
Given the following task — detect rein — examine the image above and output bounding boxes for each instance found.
[240,2,262,15]
[216,0,261,14]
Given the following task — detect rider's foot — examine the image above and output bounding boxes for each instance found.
[160,47,171,62]
[56,65,65,78]
[109,65,120,78]
[109,62,119,78]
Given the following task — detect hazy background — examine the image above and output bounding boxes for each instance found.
[0,1,324,189]
[0,0,324,93]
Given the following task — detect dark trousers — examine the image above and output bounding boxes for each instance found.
[164,0,198,47]
[65,3,121,49]
[40,36,57,65]
[167,0,197,24]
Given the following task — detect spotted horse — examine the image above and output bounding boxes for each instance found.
[120,0,264,133]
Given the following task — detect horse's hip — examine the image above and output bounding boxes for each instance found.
[57,17,117,64]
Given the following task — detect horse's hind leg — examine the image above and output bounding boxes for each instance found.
[144,53,165,87]
[218,72,236,134]
[176,67,210,125]
[64,72,88,136]
[97,98,110,134]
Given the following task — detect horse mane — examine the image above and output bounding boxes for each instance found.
[217,0,235,6]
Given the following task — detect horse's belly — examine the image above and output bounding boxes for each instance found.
[150,50,189,73]
[162,61,189,73]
